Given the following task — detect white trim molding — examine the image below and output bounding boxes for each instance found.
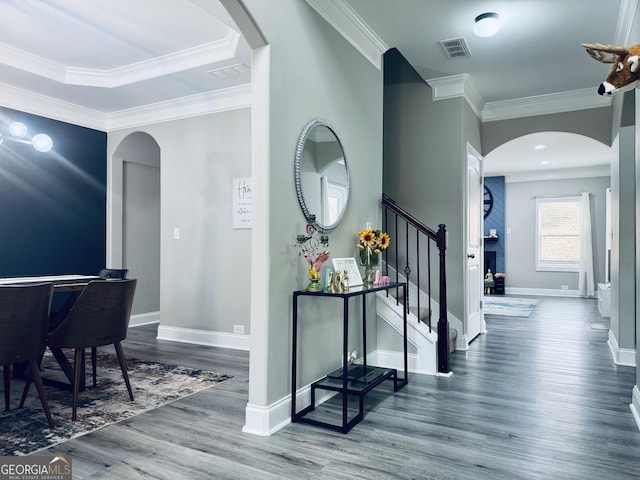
[505,287,584,298]
[107,84,251,131]
[0,81,251,132]
[607,330,637,367]
[631,385,640,432]
[482,88,612,122]
[0,31,240,89]
[305,0,388,70]
[243,380,337,436]
[425,74,612,122]
[157,325,250,351]
[0,82,108,130]
[242,397,291,436]
[426,74,483,119]
[129,312,160,327]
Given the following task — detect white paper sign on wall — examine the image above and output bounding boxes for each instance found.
[232,177,253,229]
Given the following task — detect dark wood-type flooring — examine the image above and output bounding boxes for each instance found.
[34,296,640,479]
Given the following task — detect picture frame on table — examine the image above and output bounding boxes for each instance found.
[332,257,363,286]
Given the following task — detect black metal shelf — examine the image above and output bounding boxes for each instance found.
[291,282,408,433]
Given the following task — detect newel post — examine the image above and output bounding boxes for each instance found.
[436,224,450,374]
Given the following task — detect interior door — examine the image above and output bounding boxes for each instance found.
[466,143,484,343]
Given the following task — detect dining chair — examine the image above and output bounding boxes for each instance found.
[98,268,128,280]
[44,279,137,420]
[0,283,54,428]
[94,268,128,385]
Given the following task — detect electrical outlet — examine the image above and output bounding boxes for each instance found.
[173,228,180,240]
[561,285,569,290]
[234,325,245,334]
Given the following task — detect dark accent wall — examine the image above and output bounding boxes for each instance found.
[0,107,106,277]
[484,176,505,274]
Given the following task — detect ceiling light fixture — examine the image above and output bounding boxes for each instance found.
[1,121,53,153]
[473,12,500,38]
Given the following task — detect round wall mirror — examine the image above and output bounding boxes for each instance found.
[294,119,349,232]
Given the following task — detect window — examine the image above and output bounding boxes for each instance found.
[535,196,580,271]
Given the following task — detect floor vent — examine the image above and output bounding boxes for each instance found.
[439,37,470,58]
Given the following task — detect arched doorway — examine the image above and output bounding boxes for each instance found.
[483,131,612,296]
[111,132,161,320]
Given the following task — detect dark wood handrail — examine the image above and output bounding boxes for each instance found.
[381,194,450,374]
[382,194,437,239]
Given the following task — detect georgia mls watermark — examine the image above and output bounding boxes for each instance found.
[0,456,71,480]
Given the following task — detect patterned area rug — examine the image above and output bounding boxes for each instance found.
[484,297,540,317]
[0,351,232,456]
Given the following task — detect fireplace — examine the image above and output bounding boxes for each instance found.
[485,251,496,275]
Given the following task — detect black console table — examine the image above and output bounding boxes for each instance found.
[291,282,408,433]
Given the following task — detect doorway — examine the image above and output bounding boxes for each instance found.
[111,132,161,319]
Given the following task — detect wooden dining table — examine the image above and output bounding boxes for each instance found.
[0,274,100,391]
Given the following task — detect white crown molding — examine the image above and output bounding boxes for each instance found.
[0,82,108,130]
[305,0,388,70]
[106,84,251,130]
[0,82,251,132]
[501,165,611,183]
[427,74,613,121]
[0,29,240,88]
[482,88,613,122]
[0,43,67,83]
[426,74,483,118]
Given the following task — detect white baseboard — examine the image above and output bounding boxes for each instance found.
[242,382,335,436]
[157,325,250,351]
[129,311,160,327]
[631,385,640,432]
[505,287,583,297]
[242,396,291,436]
[607,330,636,366]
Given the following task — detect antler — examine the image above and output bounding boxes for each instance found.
[582,43,629,63]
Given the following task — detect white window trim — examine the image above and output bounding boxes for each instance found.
[535,195,580,272]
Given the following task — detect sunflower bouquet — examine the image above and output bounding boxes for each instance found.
[357,227,390,267]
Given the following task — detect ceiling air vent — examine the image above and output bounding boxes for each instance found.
[207,63,250,79]
[439,37,470,59]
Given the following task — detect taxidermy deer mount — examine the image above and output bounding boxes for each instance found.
[582,43,640,95]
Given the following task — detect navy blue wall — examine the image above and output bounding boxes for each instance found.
[0,107,106,277]
[484,176,505,274]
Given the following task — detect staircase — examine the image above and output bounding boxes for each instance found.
[371,283,457,376]
[376,195,452,374]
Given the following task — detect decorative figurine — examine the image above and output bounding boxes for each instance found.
[327,271,335,294]
[342,269,349,292]
[334,270,343,293]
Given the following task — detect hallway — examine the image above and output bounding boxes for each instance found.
[440,295,640,479]
[44,296,640,479]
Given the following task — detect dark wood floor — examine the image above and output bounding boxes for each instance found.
[39,296,640,479]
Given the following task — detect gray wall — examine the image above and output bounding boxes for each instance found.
[240,0,383,409]
[482,108,614,154]
[108,108,253,336]
[504,176,610,291]
[383,48,470,324]
[614,124,636,350]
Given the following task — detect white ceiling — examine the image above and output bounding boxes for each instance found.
[0,0,632,178]
[0,0,252,118]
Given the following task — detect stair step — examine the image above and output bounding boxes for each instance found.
[383,290,457,353]
[408,308,457,354]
